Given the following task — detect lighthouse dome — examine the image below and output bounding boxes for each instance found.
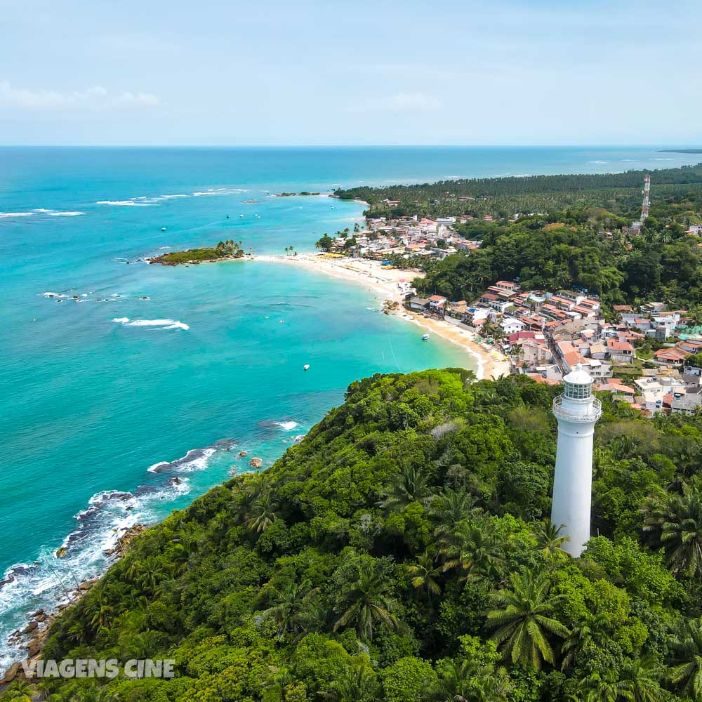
[563,364,593,400]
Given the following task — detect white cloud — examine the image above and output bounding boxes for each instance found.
[350,92,442,113]
[0,81,160,110]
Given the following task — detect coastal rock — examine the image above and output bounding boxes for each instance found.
[55,546,68,558]
[0,662,21,685]
[104,524,146,558]
[22,621,38,635]
[249,457,263,468]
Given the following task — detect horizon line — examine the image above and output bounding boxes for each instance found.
[0,143,701,150]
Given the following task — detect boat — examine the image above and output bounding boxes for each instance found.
[422,334,430,341]
[160,226,167,231]
[303,364,310,371]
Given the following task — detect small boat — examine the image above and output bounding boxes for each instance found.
[160,226,167,231]
[422,334,430,341]
[303,364,310,371]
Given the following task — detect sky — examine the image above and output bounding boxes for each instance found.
[0,0,700,146]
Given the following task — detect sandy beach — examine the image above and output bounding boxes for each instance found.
[255,254,510,380]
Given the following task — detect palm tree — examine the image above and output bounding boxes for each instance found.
[560,614,607,671]
[245,490,278,533]
[329,660,381,702]
[261,579,318,640]
[670,617,702,700]
[380,464,432,510]
[535,521,570,559]
[88,590,114,632]
[436,658,511,702]
[429,488,479,540]
[575,672,629,702]
[643,480,702,578]
[406,550,442,600]
[439,521,504,583]
[333,561,400,642]
[486,570,569,670]
[619,656,665,702]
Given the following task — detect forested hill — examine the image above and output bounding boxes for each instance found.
[9,371,702,701]
[335,163,702,219]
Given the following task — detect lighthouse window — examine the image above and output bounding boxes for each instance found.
[564,382,591,399]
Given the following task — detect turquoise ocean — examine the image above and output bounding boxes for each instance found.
[1,146,700,669]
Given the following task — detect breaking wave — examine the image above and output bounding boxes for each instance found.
[112,317,190,331]
[0,476,190,673]
[192,187,247,197]
[0,436,242,673]
[273,420,299,431]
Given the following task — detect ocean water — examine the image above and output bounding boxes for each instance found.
[0,145,700,669]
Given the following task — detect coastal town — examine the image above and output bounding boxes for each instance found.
[314,208,702,417]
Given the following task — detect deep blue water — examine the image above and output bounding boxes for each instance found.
[0,145,699,669]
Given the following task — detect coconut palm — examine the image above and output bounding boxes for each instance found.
[429,487,479,540]
[575,672,629,702]
[486,570,569,670]
[643,479,702,578]
[246,490,278,533]
[380,464,432,510]
[329,659,381,702]
[670,617,702,699]
[436,658,511,702]
[439,521,505,582]
[619,656,665,702]
[406,550,442,599]
[261,579,319,640]
[333,561,400,642]
[535,521,570,559]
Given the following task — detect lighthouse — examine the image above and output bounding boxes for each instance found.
[551,364,602,557]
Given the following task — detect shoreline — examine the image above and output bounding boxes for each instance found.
[254,253,510,380]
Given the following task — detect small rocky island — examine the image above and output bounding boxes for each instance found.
[150,240,246,265]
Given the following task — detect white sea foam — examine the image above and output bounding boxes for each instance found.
[0,476,192,673]
[112,317,190,330]
[97,200,153,207]
[33,209,85,217]
[1,209,85,219]
[192,187,247,197]
[147,447,217,474]
[273,420,299,431]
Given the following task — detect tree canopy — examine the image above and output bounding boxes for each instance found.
[7,370,702,701]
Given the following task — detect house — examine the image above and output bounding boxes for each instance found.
[655,347,689,367]
[501,317,526,335]
[520,339,553,367]
[446,300,469,319]
[597,379,636,401]
[584,359,612,380]
[408,296,429,312]
[427,295,448,315]
[557,340,588,371]
[607,338,635,364]
[588,342,608,360]
[671,388,702,415]
[634,377,667,415]
[677,339,702,354]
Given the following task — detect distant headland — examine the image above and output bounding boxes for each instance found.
[659,148,702,154]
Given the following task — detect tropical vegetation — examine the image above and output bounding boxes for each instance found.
[5,370,702,700]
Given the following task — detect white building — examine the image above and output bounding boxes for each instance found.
[551,365,602,557]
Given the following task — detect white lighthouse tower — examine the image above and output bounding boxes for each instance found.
[551,364,602,557]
